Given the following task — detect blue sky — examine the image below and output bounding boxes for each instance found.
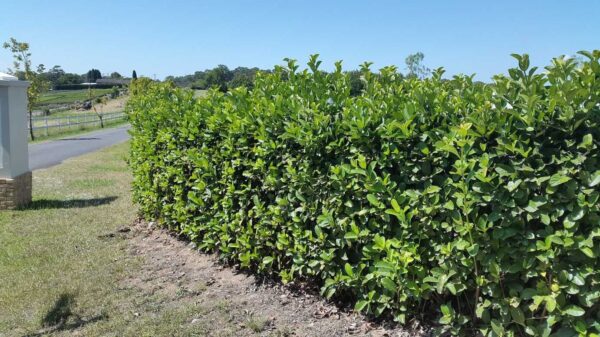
[1,0,598,81]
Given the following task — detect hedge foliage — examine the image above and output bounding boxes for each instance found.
[127,52,600,336]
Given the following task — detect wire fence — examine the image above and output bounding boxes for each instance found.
[28,112,127,138]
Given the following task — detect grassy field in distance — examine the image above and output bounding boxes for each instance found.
[37,89,114,107]
[193,89,208,98]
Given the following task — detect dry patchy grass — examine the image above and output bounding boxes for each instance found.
[0,143,136,336]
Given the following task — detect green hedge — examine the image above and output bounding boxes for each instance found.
[127,52,600,336]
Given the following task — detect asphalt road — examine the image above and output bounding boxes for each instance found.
[28,125,131,170]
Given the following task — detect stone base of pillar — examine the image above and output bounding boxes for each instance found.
[0,172,32,210]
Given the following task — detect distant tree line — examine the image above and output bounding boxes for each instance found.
[166,53,430,95]
[9,65,131,89]
[6,52,430,94]
[165,65,264,91]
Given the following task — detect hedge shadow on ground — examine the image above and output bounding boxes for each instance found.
[19,196,118,210]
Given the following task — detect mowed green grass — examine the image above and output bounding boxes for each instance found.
[0,143,276,337]
[0,143,139,336]
[193,89,208,98]
[37,89,113,106]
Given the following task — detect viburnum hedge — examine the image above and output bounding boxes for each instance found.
[127,52,600,336]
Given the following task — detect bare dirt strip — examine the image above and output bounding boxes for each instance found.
[124,220,429,337]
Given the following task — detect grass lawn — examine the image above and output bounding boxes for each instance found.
[37,89,114,107]
[0,142,214,337]
[0,143,139,336]
[0,143,273,337]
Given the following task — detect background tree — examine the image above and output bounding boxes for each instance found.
[40,65,65,87]
[347,70,364,96]
[39,65,84,88]
[167,66,268,91]
[85,69,102,82]
[110,86,120,99]
[132,70,137,79]
[92,94,108,128]
[205,65,233,92]
[227,67,258,90]
[56,73,83,86]
[405,52,430,79]
[110,72,122,79]
[7,70,26,80]
[3,38,50,141]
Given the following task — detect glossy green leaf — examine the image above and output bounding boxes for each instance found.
[549,174,571,187]
[563,305,585,317]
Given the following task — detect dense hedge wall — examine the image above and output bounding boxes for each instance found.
[127,52,600,336]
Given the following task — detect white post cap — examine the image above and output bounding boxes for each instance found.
[0,72,18,81]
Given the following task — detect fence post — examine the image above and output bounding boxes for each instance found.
[45,117,48,137]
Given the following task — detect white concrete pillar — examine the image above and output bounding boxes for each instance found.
[0,72,32,209]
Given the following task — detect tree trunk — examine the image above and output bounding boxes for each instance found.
[29,109,35,141]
